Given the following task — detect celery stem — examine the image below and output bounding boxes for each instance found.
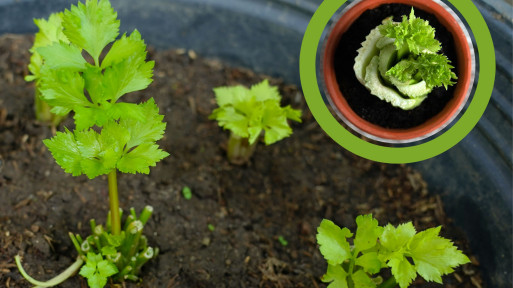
[108,170,121,235]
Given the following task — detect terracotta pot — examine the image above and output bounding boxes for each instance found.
[323,0,475,143]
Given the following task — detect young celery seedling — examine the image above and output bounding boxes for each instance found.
[354,8,457,110]
[15,1,168,287]
[317,214,470,288]
[209,80,302,164]
[25,12,69,126]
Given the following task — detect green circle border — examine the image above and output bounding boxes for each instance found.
[300,0,495,164]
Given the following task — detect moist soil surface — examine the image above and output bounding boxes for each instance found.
[0,35,482,288]
[334,4,457,129]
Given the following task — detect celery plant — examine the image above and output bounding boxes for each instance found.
[317,215,470,288]
[353,8,457,110]
[15,1,168,287]
[25,12,69,126]
[209,80,302,164]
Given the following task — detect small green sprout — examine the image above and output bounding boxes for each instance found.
[208,224,216,232]
[317,215,470,288]
[209,80,301,164]
[26,12,69,126]
[278,236,288,246]
[182,186,192,200]
[16,0,168,287]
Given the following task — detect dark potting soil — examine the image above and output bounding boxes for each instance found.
[0,34,483,288]
[334,4,458,129]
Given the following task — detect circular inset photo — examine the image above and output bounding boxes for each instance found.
[322,0,475,143]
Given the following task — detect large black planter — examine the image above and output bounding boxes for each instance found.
[0,0,510,286]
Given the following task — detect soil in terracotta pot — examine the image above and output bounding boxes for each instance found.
[0,34,483,287]
[334,4,458,129]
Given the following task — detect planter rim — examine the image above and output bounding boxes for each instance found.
[321,0,476,143]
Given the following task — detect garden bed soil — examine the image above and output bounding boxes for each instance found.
[334,4,457,129]
[0,34,483,287]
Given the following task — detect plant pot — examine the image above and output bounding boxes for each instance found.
[322,0,475,143]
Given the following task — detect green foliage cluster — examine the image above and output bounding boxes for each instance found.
[317,215,469,288]
[38,0,168,178]
[209,80,301,145]
[72,207,157,287]
[379,8,457,89]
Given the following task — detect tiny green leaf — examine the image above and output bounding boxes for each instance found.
[317,219,353,265]
[354,214,383,251]
[278,236,288,246]
[79,252,118,288]
[321,264,348,288]
[182,186,192,200]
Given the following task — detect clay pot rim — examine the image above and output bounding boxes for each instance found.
[321,0,476,144]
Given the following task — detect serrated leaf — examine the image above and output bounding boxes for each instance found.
[321,264,348,288]
[379,8,440,55]
[103,55,154,102]
[117,143,169,174]
[354,214,383,251]
[101,29,147,68]
[317,219,353,265]
[39,69,91,111]
[32,12,69,50]
[122,98,166,149]
[250,79,280,101]
[409,226,470,283]
[43,129,82,176]
[80,252,118,288]
[388,256,417,288]
[356,252,382,274]
[83,66,106,104]
[352,270,377,288]
[212,85,251,107]
[37,42,86,71]
[101,246,117,256]
[62,0,120,63]
[380,222,416,252]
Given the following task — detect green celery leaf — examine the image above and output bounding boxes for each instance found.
[62,0,120,63]
[321,264,348,288]
[213,85,251,107]
[283,105,302,123]
[103,55,154,102]
[210,106,250,139]
[388,256,417,288]
[389,53,457,89]
[32,12,69,50]
[117,143,169,174]
[39,69,91,111]
[354,214,383,251]
[122,98,166,149]
[317,219,353,265]
[352,270,377,288]
[355,252,382,274]
[409,226,470,283]
[379,222,416,252]
[27,12,69,81]
[250,79,281,101]
[101,246,117,256]
[261,101,292,145]
[37,42,86,71]
[101,29,147,68]
[79,252,118,288]
[379,8,440,55]
[97,260,118,278]
[74,106,99,131]
[43,129,82,176]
